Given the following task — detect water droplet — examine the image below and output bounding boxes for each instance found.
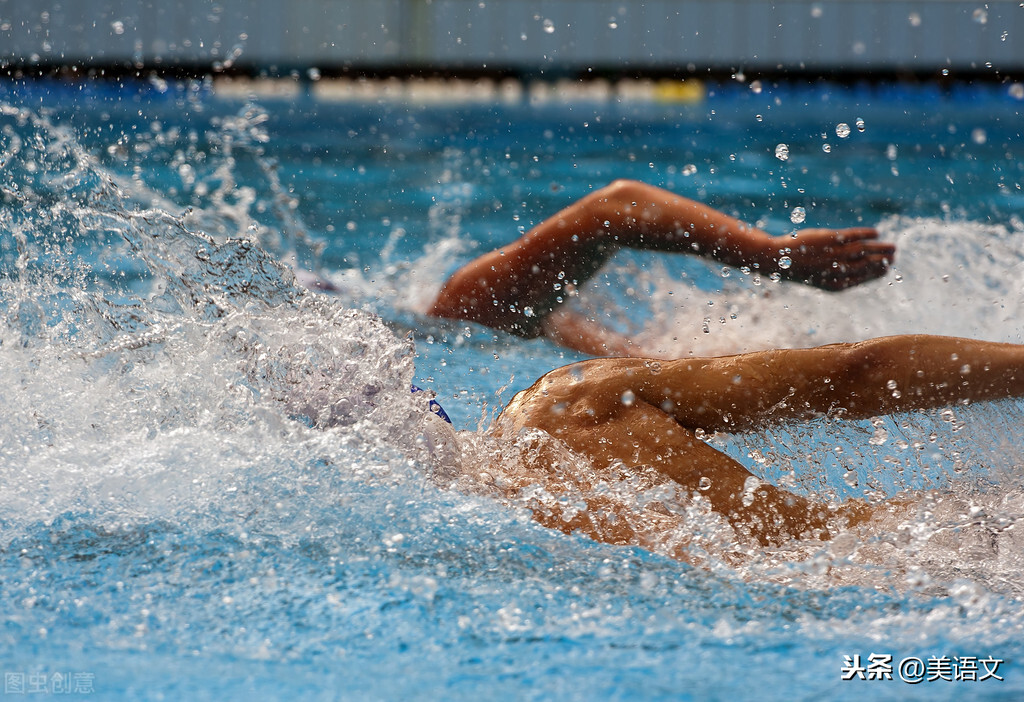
[774,143,790,161]
[790,207,806,224]
[542,18,555,33]
[741,476,761,507]
[698,476,712,491]
[682,164,697,176]
[835,123,851,138]
[855,117,866,132]
[523,306,535,318]
[869,426,888,446]
[621,390,636,406]
[778,256,792,270]
[822,143,831,153]
[755,114,763,122]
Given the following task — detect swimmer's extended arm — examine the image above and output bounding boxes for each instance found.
[428,179,894,351]
[618,334,1024,432]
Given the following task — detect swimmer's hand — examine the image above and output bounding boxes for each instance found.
[775,227,895,291]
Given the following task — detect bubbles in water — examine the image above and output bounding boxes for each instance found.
[741,476,761,507]
[822,143,831,153]
[869,419,888,446]
[843,469,859,489]
[542,18,555,34]
[682,164,697,176]
[973,7,988,24]
[908,12,922,26]
[778,256,793,270]
[775,143,790,161]
[971,128,987,145]
[855,117,866,132]
[608,17,618,29]
[1011,83,1024,100]
[698,477,712,491]
[835,123,851,138]
[750,80,763,94]
[620,390,636,406]
[111,20,125,34]
[790,207,806,224]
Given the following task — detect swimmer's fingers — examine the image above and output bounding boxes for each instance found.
[791,226,880,247]
[782,227,894,290]
[831,226,883,244]
[807,253,894,290]
[836,239,896,262]
[847,236,896,260]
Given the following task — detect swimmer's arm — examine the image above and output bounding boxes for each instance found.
[429,180,894,337]
[513,362,835,544]
[637,335,1024,432]
[578,180,894,291]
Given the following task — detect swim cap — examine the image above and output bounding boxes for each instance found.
[410,385,452,424]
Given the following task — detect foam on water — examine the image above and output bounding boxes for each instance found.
[3,88,1024,699]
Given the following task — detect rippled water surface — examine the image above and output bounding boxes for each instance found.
[2,78,1024,700]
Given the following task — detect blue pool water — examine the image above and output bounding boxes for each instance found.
[2,77,1024,700]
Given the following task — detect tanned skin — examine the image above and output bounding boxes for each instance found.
[493,335,1024,547]
[430,179,894,356]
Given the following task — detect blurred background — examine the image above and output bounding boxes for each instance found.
[1,0,1021,82]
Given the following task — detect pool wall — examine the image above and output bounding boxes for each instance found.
[1,0,1021,79]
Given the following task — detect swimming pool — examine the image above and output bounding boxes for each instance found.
[2,77,1024,700]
